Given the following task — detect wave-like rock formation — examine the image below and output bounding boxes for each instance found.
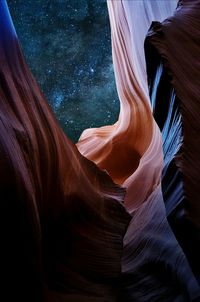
[1,0,200,301]
[145,0,200,281]
[77,1,176,210]
[78,0,200,300]
[0,1,130,301]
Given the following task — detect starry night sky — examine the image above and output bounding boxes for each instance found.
[7,0,119,142]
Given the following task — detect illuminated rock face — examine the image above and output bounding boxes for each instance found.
[77,1,177,209]
[0,0,200,301]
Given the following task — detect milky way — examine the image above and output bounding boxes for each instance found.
[7,0,119,142]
